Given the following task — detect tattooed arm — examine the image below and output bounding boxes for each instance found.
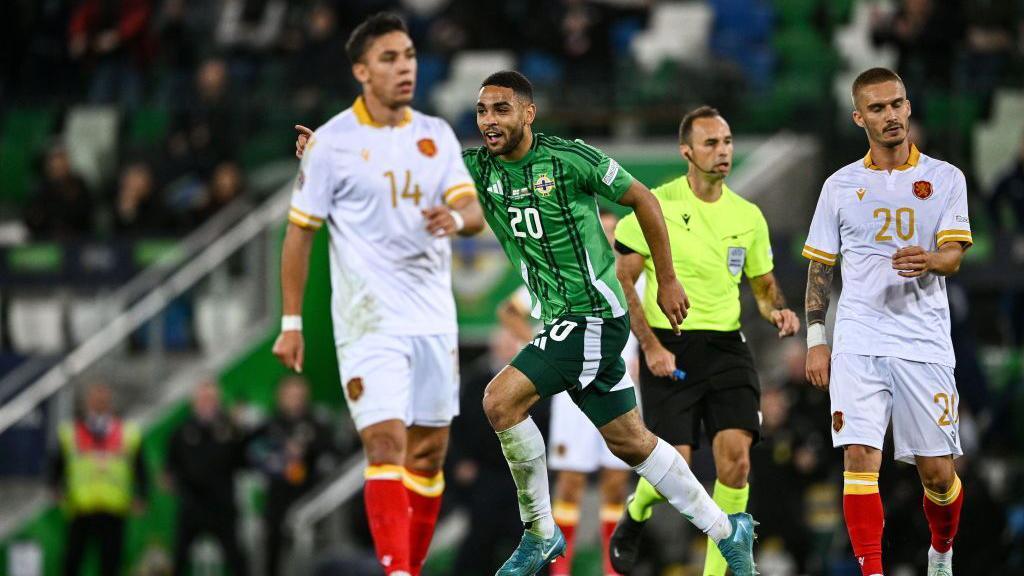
[804,260,835,390]
[748,272,800,338]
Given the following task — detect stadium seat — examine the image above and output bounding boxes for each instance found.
[772,0,819,27]
[0,107,57,205]
[8,297,64,353]
[194,292,249,354]
[432,51,515,123]
[973,89,1024,190]
[68,295,109,346]
[128,107,170,147]
[64,106,120,193]
[520,52,564,88]
[631,2,713,71]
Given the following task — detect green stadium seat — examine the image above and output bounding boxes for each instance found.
[128,107,170,147]
[773,27,839,77]
[925,94,981,138]
[773,0,820,27]
[0,107,58,205]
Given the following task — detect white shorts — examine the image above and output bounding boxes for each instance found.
[830,354,962,464]
[548,392,630,472]
[337,333,459,431]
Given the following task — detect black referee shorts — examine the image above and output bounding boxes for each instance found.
[638,329,761,449]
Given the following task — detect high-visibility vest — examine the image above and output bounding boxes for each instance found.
[58,419,141,515]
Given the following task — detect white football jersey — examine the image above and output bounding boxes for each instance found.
[289,97,476,345]
[803,146,972,367]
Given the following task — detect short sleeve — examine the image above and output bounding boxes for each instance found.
[289,134,336,230]
[744,208,774,277]
[575,139,634,202]
[437,122,476,206]
[614,212,650,257]
[936,168,973,248]
[802,180,840,266]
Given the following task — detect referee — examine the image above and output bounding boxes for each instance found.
[608,106,800,575]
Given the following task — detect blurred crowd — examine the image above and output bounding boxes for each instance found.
[52,377,342,576]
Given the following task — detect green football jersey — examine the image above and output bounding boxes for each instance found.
[463,134,634,322]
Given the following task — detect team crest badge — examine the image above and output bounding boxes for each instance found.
[417,138,437,158]
[913,181,933,200]
[346,377,364,402]
[832,411,844,433]
[533,174,556,197]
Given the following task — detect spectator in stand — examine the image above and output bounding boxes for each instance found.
[963,0,1019,109]
[154,0,220,109]
[247,376,339,576]
[24,143,94,239]
[166,380,248,576]
[68,0,154,108]
[163,58,239,183]
[188,161,247,228]
[215,0,287,86]
[871,0,965,105]
[50,383,149,576]
[112,161,168,237]
[988,130,1024,345]
[285,2,349,121]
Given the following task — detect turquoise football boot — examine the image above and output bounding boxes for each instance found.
[715,512,759,576]
[495,525,567,575]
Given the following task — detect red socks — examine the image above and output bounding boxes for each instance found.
[601,504,624,575]
[404,469,444,575]
[364,465,411,574]
[923,474,963,553]
[843,472,884,576]
[551,500,579,576]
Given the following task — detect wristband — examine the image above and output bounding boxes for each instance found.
[450,209,465,232]
[807,322,827,349]
[281,315,303,332]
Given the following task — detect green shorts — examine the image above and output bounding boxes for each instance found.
[510,314,637,428]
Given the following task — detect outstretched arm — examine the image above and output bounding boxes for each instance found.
[804,261,834,390]
[618,181,689,332]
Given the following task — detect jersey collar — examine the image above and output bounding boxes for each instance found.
[863,144,920,171]
[353,96,412,128]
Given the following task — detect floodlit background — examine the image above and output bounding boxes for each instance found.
[0,0,1023,575]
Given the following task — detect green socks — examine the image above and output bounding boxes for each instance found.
[626,476,667,522]
[703,480,750,576]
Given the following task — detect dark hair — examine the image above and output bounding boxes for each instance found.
[678,105,722,144]
[480,70,534,102]
[851,67,904,100]
[345,12,408,64]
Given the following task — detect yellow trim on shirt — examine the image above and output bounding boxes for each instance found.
[863,144,921,171]
[936,229,973,247]
[353,96,413,128]
[444,183,477,205]
[802,244,837,266]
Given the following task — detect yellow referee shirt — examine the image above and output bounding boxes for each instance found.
[615,175,773,331]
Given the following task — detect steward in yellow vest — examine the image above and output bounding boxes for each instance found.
[50,384,148,576]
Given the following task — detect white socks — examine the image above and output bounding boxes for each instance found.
[633,438,732,542]
[496,417,555,538]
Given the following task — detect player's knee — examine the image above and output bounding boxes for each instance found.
[407,439,447,472]
[719,452,750,487]
[363,431,405,465]
[481,386,507,429]
[605,430,654,467]
[918,460,955,493]
[844,445,882,473]
[555,472,586,502]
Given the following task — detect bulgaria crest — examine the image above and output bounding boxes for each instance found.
[533,174,556,197]
[913,180,933,200]
[417,138,437,157]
